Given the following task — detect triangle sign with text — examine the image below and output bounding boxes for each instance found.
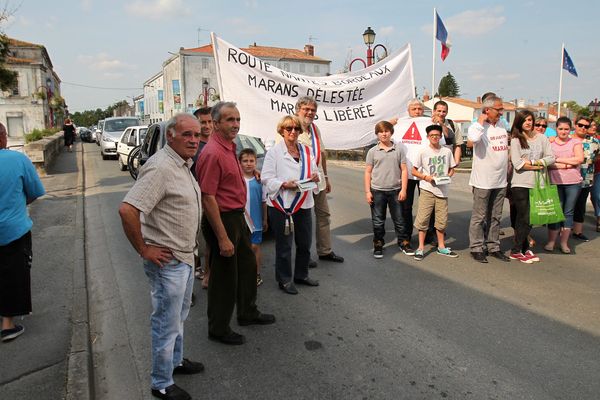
[402,122,422,141]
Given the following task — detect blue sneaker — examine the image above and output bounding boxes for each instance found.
[437,247,458,258]
[414,249,424,261]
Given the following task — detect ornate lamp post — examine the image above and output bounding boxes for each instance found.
[202,79,217,107]
[349,27,388,71]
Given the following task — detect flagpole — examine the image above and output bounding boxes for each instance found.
[431,7,437,100]
[558,43,564,118]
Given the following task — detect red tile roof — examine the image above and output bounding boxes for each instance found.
[184,43,329,62]
[7,37,43,48]
[7,56,35,64]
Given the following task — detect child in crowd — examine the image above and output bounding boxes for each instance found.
[411,125,458,261]
[364,121,408,259]
[239,148,268,286]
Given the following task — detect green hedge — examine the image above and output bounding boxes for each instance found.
[24,128,61,143]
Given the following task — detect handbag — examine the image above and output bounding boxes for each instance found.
[529,170,565,226]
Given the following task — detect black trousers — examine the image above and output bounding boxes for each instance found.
[0,231,32,317]
[510,187,531,253]
[268,207,312,284]
[400,179,419,242]
[202,211,259,337]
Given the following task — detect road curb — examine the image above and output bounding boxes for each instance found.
[66,142,94,400]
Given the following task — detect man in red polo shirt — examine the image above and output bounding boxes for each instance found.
[196,102,275,345]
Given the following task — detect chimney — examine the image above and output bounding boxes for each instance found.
[304,44,314,56]
[476,96,481,103]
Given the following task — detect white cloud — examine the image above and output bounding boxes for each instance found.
[77,53,136,76]
[227,17,267,36]
[81,0,92,12]
[378,26,394,37]
[125,0,190,20]
[422,7,506,37]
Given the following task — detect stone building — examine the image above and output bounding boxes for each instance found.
[0,38,62,139]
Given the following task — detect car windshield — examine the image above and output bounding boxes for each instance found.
[235,135,265,157]
[105,119,140,132]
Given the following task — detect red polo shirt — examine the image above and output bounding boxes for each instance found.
[196,133,247,211]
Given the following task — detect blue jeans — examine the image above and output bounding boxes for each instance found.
[592,173,600,217]
[371,188,405,243]
[144,258,194,390]
[548,184,581,230]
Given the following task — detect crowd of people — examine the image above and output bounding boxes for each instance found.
[3,90,597,400]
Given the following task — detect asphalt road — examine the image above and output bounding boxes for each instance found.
[83,142,600,400]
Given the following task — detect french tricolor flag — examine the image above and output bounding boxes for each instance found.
[435,11,451,61]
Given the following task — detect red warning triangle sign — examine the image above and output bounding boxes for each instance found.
[402,122,422,141]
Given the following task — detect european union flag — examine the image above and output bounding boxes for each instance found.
[563,48,578,77]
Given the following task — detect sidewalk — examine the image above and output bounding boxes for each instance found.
[0,141,91,399]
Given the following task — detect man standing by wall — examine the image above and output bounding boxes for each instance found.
[295,96,344,266]
[0,123,45,342]
[467,96,511,263]
[119,114,205,400]
[197,102,275,346]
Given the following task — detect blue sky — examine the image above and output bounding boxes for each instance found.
[4,0,599,112]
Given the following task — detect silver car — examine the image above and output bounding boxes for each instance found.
[100,117,141,159]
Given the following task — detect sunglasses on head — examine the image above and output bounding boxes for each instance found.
[534,123,547,128]
[577,123,590,128]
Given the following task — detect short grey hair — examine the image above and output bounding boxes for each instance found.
[295,96,317,113]
[211,101,237,122]
[482,96,501,109]
[166,113,195,137]
[407,98,424,110]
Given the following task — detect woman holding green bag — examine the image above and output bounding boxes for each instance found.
[509,110,555,263]
[545,117,584,254]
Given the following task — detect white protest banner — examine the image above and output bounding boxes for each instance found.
[393,116,446,178]
[212,33,415,150]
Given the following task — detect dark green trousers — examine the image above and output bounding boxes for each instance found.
[202,210,259,337]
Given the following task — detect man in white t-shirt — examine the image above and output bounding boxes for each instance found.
[467,96,511,263]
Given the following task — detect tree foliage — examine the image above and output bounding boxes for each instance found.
[437,72,460,97]
[562,100,591,117]
[71,100,131,127]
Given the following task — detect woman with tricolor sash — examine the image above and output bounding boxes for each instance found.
[262,115,321,295]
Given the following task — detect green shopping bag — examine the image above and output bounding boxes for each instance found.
[529,170,565,226]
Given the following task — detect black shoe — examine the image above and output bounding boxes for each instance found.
[373,240,384,259]
[308,260,318,268]
[151,384,191,400]
[572,232,590,242]
[489,251,510,262]
[294,277,320,286]
[238,312,276,326]
[399,241,415,256]
[1,325,24,342]
[278,282,298,295]
[190,293,196,307]
[208,331,246,345]
[471,252,488,263]
[173,358,205,375]
[318,252,344,263]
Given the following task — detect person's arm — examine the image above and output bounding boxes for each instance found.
[540,137,555,167]
[261,201,268,232]
[202,194,234,257]
[364,164,373,204]
[118,202,172,266]
[398,163,408,201]
[321,152,331,193]
[557,142,584,165]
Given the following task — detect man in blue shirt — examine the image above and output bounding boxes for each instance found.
[0,123,45,341]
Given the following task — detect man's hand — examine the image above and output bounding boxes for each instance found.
[141,244,173,267]
[398,190,407,202]
[477,112,488,125]
[325,177,331,193]
[366,191,373,205]
[218,237,235,257]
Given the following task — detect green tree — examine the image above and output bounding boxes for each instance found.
[562,100,590,117]
[0,3,19,90]
[437,72,460,97]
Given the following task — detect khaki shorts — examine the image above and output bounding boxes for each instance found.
[414,189,448,232]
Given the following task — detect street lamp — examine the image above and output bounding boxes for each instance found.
[349,26,388,71]
[202,79,217,107]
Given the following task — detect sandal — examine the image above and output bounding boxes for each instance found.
[560,247,571,254]
[543,243,554,252]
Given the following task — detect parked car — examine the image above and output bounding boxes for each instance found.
[79,128,93,142]
[100,116,141,160]
[116,125,147,171]
[95,120,105,145]
[127,121,266,179]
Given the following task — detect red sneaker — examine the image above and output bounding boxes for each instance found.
[524,250,539,262]
[509,252,534,264]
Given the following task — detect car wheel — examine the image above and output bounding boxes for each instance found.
[118,155,127,171]
[127,146,142,180]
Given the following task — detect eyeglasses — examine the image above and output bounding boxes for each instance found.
[492,107,504,112]
[577,123,590,128]
[284,126,302,132]
[300,107,317,113]
[428,134,441,138]
[534,124,547,128]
